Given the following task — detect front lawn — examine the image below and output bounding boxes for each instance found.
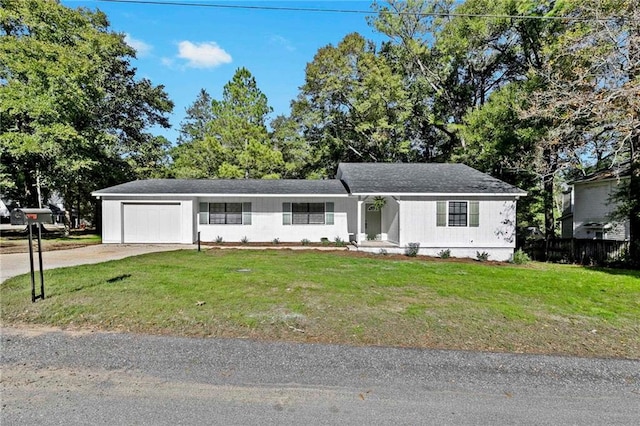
[1,249,638,358]
[0,233,101,254]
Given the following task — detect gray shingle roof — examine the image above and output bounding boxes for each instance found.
[93,179,348,196]
[93,163,526,196]
[337,163,526,195]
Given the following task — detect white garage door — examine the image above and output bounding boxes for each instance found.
[122,203,182,243]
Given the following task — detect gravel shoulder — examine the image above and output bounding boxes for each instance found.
[2,325,639,425]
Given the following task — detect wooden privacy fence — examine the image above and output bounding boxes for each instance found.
[525,238,630,265]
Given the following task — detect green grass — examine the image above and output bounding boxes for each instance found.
[2,249,639,358]
[1,233,101,254]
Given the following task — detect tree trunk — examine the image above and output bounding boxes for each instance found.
[93,199,102,236]
[629,133,640,266]
[542,147,557,260]
[627,19,639,267]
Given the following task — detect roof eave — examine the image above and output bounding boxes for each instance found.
[572,174,630,185]
[92,192,350,198]
[350,192,527,197]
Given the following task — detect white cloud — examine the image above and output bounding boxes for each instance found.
[270,35,295,52]
[124,34,152,57]
[177,41,232,68]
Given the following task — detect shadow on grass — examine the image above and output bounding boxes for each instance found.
[586,266,640,278]
[69,274,132,293]
[106,274,132,283]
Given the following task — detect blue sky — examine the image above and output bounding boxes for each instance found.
[61,1,384,143]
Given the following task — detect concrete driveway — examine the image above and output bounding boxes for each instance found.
[0,244,197,283]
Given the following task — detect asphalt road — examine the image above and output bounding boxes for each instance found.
[2,327,638,425]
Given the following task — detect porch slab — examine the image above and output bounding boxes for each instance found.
[355,241,398,248]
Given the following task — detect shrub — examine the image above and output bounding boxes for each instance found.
[334,236,345,247]
[438,249,451,259]
[511,249,530,264]
[215,235,223,244]
[240,236,249,244]
[301,238,310,246]
[272,238,280,245]
[476,251,489,262]
[320,237,330,246]
[378,248,388,256]
[405,242,420,257]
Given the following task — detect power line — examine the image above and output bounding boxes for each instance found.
[96,0,375,15]
[95,0,614,22]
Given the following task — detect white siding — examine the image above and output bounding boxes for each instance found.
[98,192,521,260]
[345,197,358,240]
[382,197,400,244]
[101,199,122,243]
[397,196,518,261]
[573,179,629,240]
[197,196,350,243]
[357,246,515,262]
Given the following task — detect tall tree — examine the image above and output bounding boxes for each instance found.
[171,68,284,179]
[269,115,314,179]
[456,82,545,228]
[0,0,173,218]
[522,0,640,260]
[370,0,561,160]
[292,32,412,174]
[177,89,213,146]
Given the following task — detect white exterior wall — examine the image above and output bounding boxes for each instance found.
[98,192,521,261]
[197,196,351,243]
[397,196,518,261]
[346,197,358,241]
[100,197,195,244]
[573,179,629,240]
[382,197,399,243]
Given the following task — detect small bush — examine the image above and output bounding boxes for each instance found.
[272,238,280,245]
[215,235,223,243]
[405,242,420,257]
[334,236,345,247]
[240,236,249,244]
[511,249,530,264]
[320,237,330,246]
[476,251,489,262]
[378,248,388,256]
[301,238,310,246]
[438,249,451,259]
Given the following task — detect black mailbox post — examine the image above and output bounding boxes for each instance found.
[11,208,52,302]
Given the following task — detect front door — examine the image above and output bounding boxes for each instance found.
[365,204,381,240]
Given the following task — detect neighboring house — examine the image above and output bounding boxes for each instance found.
[92,163,526,261]
[559,164,630,241]
[0,198,9,220]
